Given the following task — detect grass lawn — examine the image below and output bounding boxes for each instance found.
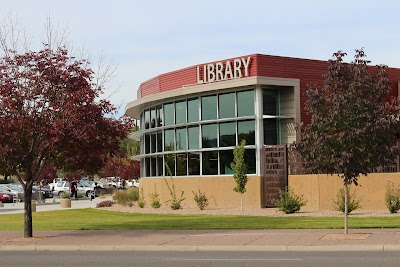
[0,209,400,230]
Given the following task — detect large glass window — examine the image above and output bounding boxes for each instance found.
[244,149,256,174]
[145,134,150,154]
[219,122,236,147]
[263,90,278,115]
[144,110,150,129]
[145,157,150,177]
[188,126,199,150]
[157,130,163,152]
[175,100,186,124]
[150,108,156,128]
[220,150,234,174]
[164,102,174,126]
[164,129,175,151]
[176,153,187,176]
[237,90,254,117]
[264,119,279,145]
[150,133,156,153]
[219,93,235,119]
[201,95,217,120]
[157,155,163,176]
[176,127,187,151]
[188,152,200,175]
[164,154,175,176]
[156,105,163,127]
[202,124,217,148]
[150,157,156,176]
[187,98,199,122]
[202,151,218,175]
[238,120,255,145]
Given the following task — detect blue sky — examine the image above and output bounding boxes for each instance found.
[1,0,400,117]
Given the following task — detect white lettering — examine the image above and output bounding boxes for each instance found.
[224,60,233,80]
[215,62,224,81]
[242,57,251,77]
[207,64,215,82]
[233,59,242,78]
[196,57,252,84]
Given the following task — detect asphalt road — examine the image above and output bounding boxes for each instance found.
[1,251,400,267]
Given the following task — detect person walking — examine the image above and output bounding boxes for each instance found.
[70,181,78,199]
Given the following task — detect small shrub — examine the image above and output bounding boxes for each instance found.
[333,187,361,213]
[164,178,185,210]
[96,200,114,208]
[149,188,161,209]
[192,190,209,210]
[276,187,306,214]
[112,187,139,206]
[99,193,106,199]
[59,192,70,199]
[137,188,146,208]
[385,181,400,213]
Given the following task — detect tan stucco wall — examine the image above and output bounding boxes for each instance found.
[289,173,400,210]
[140,175,263,209]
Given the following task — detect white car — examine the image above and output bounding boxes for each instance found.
[53,181,94,197]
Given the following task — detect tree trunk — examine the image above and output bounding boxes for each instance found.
[344,183,349,235]
[23,184,34,238]
[240,193,243,212]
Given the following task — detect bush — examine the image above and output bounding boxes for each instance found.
[59,191,70,199]
[192,190,209,210]
[149,188,161,209]
[333,187,361,213]
[385,181,400,213]
[164,178,185,210]
[112,187,139,206]
[96,200,114,208]
[137,188,146,208]
[276,187,306,214]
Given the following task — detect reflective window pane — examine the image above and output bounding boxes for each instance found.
[188,126,199,149]
[157,156,163,176]
[244,149,256,174]
[157,130,163,152]
[264,119,279,145]
[176,153,187,176]
[176,127,187,151]
[237,90,254,117]
[151,157,156,176]
[150,133,156,153]
[202,124,217,148]
[219,93,235,119]
[220,150,234,174]
[145,157,150,177]
[150,108,156,128]
[144,110,150,129]
[238,120,255,145]
[156,105,163,127]
[175,100,186,124]
[202,151,218,175]
[164,129,175,151]
[164,102,174,126]
[188,152,200,175]
[187,98,199,123]
[145,134,150,154]
[263,90,278,116]
[201,95,217,120]
[165,154,175,176]
[219,122,236,147]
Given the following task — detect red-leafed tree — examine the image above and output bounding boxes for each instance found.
[0,46,132,237]
[36,162,57,185]
[101,156,140,181]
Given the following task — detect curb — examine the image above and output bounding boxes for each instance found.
[2,245,400,252]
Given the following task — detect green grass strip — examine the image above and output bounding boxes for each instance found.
[0,209,400,230]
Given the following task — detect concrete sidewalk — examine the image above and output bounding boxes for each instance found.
[1,229,400,252]
[2,197,400,252]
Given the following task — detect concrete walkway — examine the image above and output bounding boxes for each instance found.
[1,198,400,252]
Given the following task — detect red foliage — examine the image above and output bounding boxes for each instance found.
[36,163,57,185]
[101,156,140,180]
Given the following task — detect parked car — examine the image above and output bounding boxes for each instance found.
[99,177,118,188]
[0,191,15,203]
[0,184,24,202]
[53,181,94,197]
[33,186,53,198]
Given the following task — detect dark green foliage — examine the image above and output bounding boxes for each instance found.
[96,200,114,208]
[276,187,306,214]
[333,187,361,213]
[385,181,400,213]
[192,190,209,210]
[231,140,248,194]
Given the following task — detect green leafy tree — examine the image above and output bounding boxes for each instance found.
[297,49,400,234]
[231,139,248,211]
